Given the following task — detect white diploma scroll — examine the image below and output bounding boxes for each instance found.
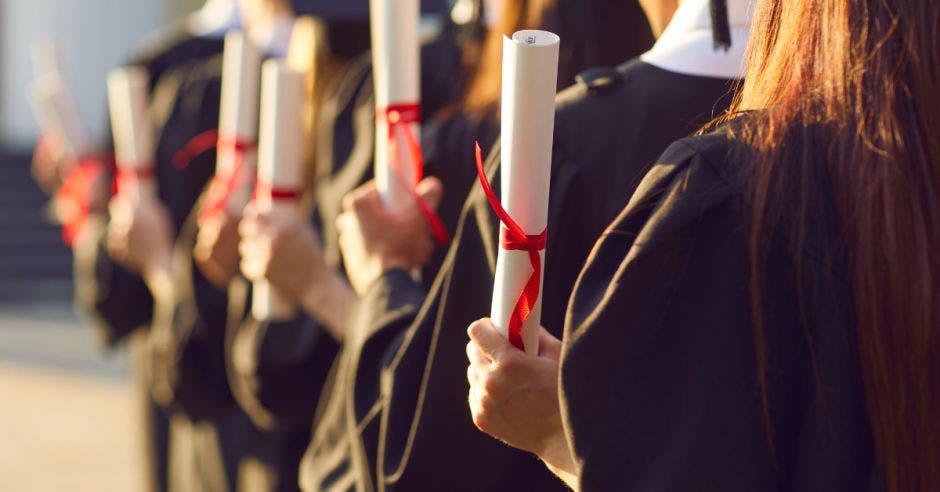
[107,66,157,202]
[369,0,422,210]
[31,38,65,79]
[29,74,92,165]
[490,30,560,355]
[252,60,305,322]
[216,30,262,214]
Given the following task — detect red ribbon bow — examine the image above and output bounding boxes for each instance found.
[474,142,547,351]
[379,103,450,245]
[172,129,258,221]
[54,156,109,247]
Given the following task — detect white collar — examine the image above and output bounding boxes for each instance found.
[188,0,241,39]
[640,0,754,80]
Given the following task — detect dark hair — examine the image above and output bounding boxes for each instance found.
[461,0,654,120]
[726,1,940,490]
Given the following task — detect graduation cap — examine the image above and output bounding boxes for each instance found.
[288,0,370,21]
[710,0,732,51]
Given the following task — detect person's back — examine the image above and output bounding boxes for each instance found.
[558,0,940,490]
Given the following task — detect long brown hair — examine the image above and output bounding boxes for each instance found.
[728,1,940,490]
[461,0,653,120]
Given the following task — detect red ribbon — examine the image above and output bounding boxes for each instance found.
[54,156,108,247]
[378,103,450,245]
[113,164,155,196]
[254,181,300,202]
[171,130,259,221]
[474,142,547,351]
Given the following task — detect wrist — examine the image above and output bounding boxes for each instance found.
[537,430,578,486]
[142,255,173,301]
[300,270,354,341]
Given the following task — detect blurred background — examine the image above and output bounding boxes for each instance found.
[0,0,200,490]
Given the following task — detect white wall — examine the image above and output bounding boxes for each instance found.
[0,0,174,149]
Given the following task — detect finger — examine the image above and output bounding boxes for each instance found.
[335,212,351,237]
[414,176,444,211]
[467,318,511,361]
[342,180,377,212]
[239,215,258,239]
[466,340,493,366]
[467,364,477,387]
[538,327,563,361]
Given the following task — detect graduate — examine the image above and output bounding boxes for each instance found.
[306,0,656,487]
[325,0,751,489]
[93,2,327,490]
[183,3,470,490]
[467,0,940,490]
[55,4,239,491]
[219,0,479,441]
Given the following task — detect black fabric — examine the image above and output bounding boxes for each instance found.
[227,279,341,431]
[300,60,738,490]
[421,108,500,278]
[561,131,879,491]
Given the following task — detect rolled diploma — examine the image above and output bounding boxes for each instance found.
[107,67,156,202]
[31,38,65,78]
[217,31,262,214]
[252,60,304,322]
[490,30,560,355]
[370,0,421,210]
[29,74,92,165]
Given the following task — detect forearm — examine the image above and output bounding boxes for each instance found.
[299,269,355,342]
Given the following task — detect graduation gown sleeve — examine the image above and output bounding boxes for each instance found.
[73,217,155,346]
[561,133,877,491]
[227,284,340,431]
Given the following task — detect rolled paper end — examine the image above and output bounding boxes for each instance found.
[510,29,561,48]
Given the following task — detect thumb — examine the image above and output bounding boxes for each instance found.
[467,318,511,361]
[415,176,444,211]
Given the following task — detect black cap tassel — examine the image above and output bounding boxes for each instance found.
[710,0,732,51]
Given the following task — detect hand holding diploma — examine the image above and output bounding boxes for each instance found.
[194,210,242,289]
[336,177,443,296]
[193,31,262,287]
[465,318,577,487]
[106,195,174,281]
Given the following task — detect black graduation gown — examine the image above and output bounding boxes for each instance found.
[561,131,878,491]
[299,61,738,490]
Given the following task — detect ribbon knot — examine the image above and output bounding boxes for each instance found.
[377,103,450,245]
[55,156,110,247]
[474,142,547,351]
